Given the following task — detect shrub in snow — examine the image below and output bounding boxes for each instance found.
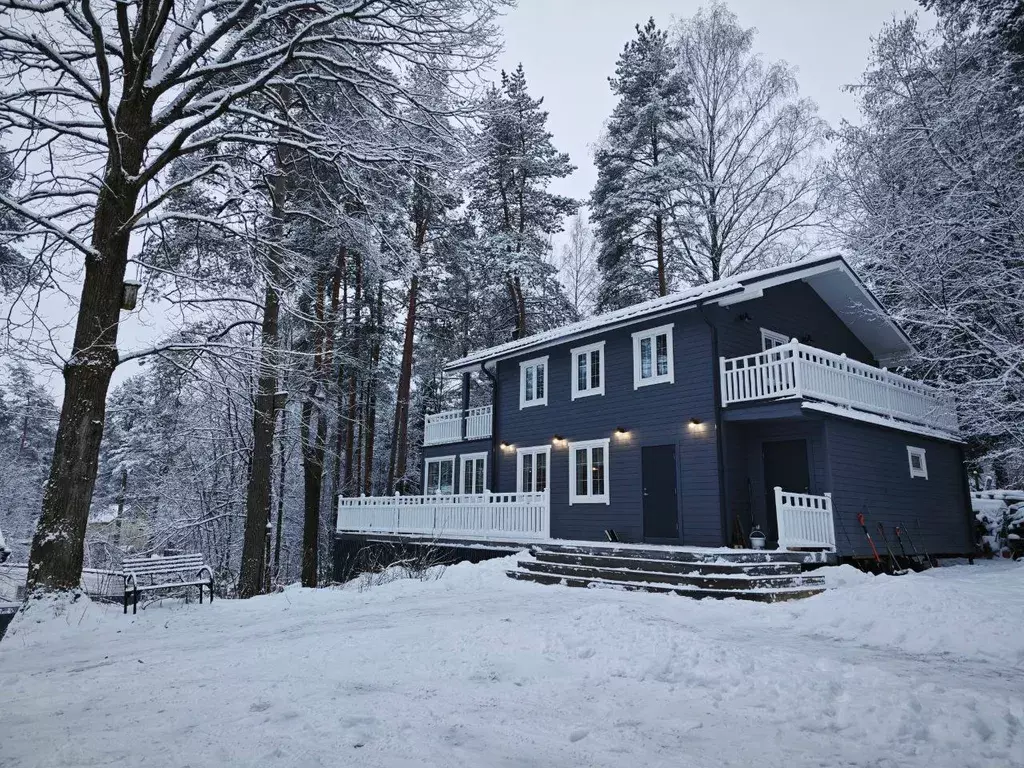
[972,491,1024,557]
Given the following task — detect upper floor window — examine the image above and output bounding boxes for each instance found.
[632,324,674,389]
[907,446,928,479]
[461,452,487,494]
[569,438,610,504]
[519,356,548,409]
[517,445,550,493]
[571,341,605,400]
[424,455,455,494]
[761,328,790,351]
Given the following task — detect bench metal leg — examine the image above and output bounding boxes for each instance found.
[199,584,203,605]
[123,592,128,615]
[133,588,138,615]
[209,580,214,603]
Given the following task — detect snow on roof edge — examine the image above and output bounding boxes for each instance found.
[800,401,963,443]
[445,254,846,372]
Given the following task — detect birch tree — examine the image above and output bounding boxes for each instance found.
[671,3,826,283]
[0,0,508,595]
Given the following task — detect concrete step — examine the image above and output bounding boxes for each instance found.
[530,543,817,565]
[517,559,825,592]
[506,569,825,603]
[531,549,802,576]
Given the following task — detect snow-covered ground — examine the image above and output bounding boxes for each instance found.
[1,557,1022,768]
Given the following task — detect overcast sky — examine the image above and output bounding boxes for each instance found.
[494,0,925,203]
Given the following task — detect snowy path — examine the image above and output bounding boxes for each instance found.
[1,558,1022,768]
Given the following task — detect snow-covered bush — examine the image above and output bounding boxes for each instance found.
[972,491,1024,556]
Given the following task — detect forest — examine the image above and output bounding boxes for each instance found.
[0,0,1021,595]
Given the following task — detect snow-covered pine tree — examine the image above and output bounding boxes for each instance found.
[468,65,578,340]
[591,18,692,310]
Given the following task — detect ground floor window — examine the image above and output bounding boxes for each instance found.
[461,452,488,494]
[517,445,550,493]
[568,438,610,504]
[424,455,456,494]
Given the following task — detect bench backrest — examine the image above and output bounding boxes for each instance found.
[122,554,207,578]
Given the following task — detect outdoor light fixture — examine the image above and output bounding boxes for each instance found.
[614,427,630,439]
[688,418,705,433]
[552,435,566,446]
[501,441,513,451]
[121,279,142,311]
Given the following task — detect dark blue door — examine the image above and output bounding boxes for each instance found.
[642,445,679,541]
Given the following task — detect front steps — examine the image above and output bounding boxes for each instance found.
[506,543,826,602]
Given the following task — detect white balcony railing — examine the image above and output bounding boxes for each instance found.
[424,405,493,446]
[337,491,550,541]
[774,488,836,552]
[720,341,957,433]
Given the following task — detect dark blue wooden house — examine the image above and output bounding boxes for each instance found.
[337,255,974,566]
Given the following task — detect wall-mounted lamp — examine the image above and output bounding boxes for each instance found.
[500,441,513,452]
[614,426,630,440]
[687,418,705,433]
[735,312,752,324]
[552,435,567,447]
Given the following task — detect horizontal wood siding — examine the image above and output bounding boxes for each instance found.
[715,281,876,365]
[824,418,972,557]
[495,312,723,545]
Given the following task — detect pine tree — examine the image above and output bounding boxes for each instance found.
[591,18,692,310]
[469,65,578,339]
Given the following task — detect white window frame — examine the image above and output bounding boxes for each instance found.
[761,328,790,350]
[907,446,928,479]
[460,451,488,494]
[632,323,675,389]
[568,437,611,505]
[423,455,456,495]
[570,340,606,400]
[519,355,549,409]
[516,445,551,493]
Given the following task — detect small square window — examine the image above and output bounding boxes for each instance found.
[907,446,928,479]
[519,356,549,409]
[761,328,790,351]
[571,341,605,400]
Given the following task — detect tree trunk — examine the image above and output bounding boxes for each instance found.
[655,213,667,296]
[300,274,328,587]
[272,404,287,580]
[387,273,419,494]
[362,282,384,496]
[27,94,150,593]
[343,251,363,495]
[237,141,287,598]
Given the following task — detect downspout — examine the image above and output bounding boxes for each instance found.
[480,362,499,492]
[699,301,730,547]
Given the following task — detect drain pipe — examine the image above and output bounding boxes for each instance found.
[699,301,731,546]
[480,362,499,492]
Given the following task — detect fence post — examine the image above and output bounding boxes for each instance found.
[774,486,786,550]
[789,341,802,398]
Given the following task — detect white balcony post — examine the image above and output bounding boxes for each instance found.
[790,339,803,397]
[719,356,728,407]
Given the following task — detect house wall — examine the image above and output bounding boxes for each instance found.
[823,417,973,558]
[714,281,877,364]
[493,311,723,545]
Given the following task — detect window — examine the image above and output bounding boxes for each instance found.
[570,341,605,400]
[461,452,488,494]
[568,438,610,504]
[907,446,928,479]
[517,446,550,493]
[424,456,456,494]
[761,328,790,351]
[519,356,549,409]
[632,324,674,389]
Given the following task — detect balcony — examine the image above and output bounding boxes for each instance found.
[720,340,957,434]
[423,405,493,446]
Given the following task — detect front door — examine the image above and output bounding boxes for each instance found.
[642,445,679,541]
[762,439,810,542]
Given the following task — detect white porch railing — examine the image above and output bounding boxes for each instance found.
[720,341,957,433]
[774,487,836,552]
[424,405,493,446]
[337,490,550,541]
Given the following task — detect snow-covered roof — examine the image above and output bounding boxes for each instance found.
[445,254,913,372]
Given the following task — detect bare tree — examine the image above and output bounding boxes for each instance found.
[558,213,598,318]
[0,0,507,595]
[672,3,827,283]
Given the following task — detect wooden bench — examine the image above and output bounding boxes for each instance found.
[122,554,214,615]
